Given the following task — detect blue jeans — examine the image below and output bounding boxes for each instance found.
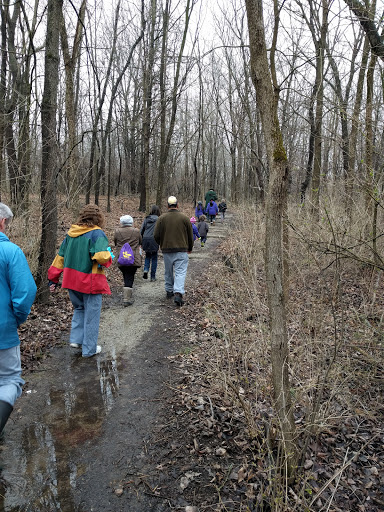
[0,346,24,406]
[68,290,102,357]
[143,251,158,278]
[163,252,189,295]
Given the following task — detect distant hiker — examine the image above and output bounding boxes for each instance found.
[48,204,112,357]
[114,214,142,306]
[154,196,194,306]
[197,214,209,247]
[218,198,227,222]
[0,202,36,436]
[195,201,204,220]
[204,188,218,209]
[140,205,160,282]
[205,198,219,225]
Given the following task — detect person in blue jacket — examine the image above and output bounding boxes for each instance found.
[0,202,36,435]
[205,198,219,225]
[195,201,204,220]
[190,217,201,242]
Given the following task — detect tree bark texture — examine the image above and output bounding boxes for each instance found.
[245,0,296,475]
[36,0,61,302]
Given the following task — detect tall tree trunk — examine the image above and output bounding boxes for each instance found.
[311,0,329,218]
[156,0,193,204]
[0,0,7,200]
[347,36,370,216]
[139,0,156,212]
[86,0,122,204]
[365,50,377,214]
[300,82,316,203]
[36,0,61,302]
[60,0,86,213]
[245,0,296,476]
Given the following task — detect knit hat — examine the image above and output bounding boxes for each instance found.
[190,217,196,223]
[120,215,133,226]
[167,196,177,206]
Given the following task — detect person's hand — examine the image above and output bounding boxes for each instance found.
[49,283,57,293]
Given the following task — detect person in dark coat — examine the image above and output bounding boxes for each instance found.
[197,214,209,247]
[204,188,218,209]
[154,196,193,306]
[218,198,227,222]
[140,205,160,282]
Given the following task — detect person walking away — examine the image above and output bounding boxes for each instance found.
[195,201,204,220]
[0,203,37,436]
[114,215,142,305]
[218,198,227,222]
[154,196,193,306]
[205,198,219,225]
[197,214,209,247]
[48,204,112,357]
[190,217,201,243]
[140,205,160,282]
[204,188,218,210]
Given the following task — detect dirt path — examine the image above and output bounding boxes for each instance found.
[0,218,228,512]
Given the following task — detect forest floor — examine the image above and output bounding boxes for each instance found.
[0,196,383,512]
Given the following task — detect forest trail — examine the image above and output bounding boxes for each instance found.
[0,216,229,512]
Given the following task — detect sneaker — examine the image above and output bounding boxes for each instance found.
[83,346,102,358]
[70,343,81,348]
[143,272,148,279]
[150,277,156,282]
[166,291,174,299]
[201,242,205,247]
[174,292,184,306]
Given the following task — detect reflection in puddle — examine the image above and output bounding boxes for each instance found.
[0,353,122,512]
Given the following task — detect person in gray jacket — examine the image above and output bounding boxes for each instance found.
[140,205,160,282]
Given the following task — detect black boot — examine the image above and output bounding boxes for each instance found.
[0,400,13,435]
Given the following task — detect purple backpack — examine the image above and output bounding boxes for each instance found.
[117,242,135,265]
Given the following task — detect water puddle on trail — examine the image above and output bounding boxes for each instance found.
[0,348,125,512]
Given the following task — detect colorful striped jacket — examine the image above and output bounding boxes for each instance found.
[48,225,112,295]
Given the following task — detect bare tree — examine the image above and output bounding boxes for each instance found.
[155,0,196,204]
[245,0,296,476]
[60,0,86,213]
[344,0,384,61]
[36,0,61,302]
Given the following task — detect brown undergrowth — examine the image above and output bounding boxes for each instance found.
[8,195,384,510]
[158,205,384,511]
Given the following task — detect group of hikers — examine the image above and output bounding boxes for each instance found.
[0,190,227,438]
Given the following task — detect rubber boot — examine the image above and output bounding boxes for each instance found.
[0,400,13,436]
[123,287,134,306]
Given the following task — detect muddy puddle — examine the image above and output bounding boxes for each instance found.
[0,349,126,512]
[0,218,228,512]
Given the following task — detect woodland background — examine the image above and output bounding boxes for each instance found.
[1,0,384,509]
